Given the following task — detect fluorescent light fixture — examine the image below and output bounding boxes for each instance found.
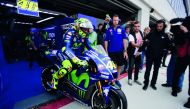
[39,11,59,16]
[5,3,14,7]
[0,3,17,8]
[48,12,59,15]
[36,17,54,23]
[42,11,49,14]
[43,26,56,30]
[52,13,59,16]
[14,22,33,25]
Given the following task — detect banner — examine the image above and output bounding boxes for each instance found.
[17,0,39,17]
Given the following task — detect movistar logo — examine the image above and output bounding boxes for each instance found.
[70,70,90,88]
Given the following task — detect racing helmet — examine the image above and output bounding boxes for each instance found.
[75,18,93,38]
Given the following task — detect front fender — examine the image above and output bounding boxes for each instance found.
[85,84,96,101]
[110,84,121,90]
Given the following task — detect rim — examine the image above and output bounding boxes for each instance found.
[91,89,122,109]
[41,68,55,91]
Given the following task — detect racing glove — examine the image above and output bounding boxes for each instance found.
[72,57,88,68]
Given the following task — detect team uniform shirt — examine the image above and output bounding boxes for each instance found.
[105,26,127,53]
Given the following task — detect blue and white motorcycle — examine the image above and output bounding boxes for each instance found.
[41,45,127,109]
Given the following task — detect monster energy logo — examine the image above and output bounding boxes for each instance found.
[78,90,86,98]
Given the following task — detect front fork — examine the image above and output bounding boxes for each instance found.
[96,81,111,106]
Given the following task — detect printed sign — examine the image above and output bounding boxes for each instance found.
[17,0,39,17]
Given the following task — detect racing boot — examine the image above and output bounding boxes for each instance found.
[48,68,67,89]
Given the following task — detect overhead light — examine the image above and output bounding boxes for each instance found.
[0,3,17,8]
[0,3,5,5]
[5,3,14,7]
[39,11,59,16]
[41,11,49,14]
[43,26,56,30]
[36,17,54,23]
[14,22,33,25]
[0,3,16,8]
[48,12,59,16]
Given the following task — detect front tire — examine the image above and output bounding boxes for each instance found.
[91,89,127,109]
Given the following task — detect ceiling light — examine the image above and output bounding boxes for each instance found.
[5,3,14,7]
[0,3,5,5]
[36,17,54,23]
[39,11,59,16]
[14,22,33,25]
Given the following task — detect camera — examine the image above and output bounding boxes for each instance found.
[170,16,190,30]
[170,16,190,46]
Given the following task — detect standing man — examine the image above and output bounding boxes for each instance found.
[142,20,170,90]
[96,23,107,46]
[125,25,131,36]
[105,14,128,87]
[127,21,143,86]
[25,28,40,68]
[170,23,190,108]
[123,25,131,73]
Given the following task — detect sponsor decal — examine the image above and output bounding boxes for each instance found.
[117,28,122,34]
[78,89,86,98]
[67,32,72,36]
[70,70,90,89]
[100,74,109,79]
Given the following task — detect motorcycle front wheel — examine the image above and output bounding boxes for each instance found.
[91,89,127,109]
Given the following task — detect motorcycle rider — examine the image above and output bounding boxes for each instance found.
[48,18,94,89]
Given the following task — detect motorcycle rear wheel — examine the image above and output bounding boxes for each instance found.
[41,66,58,93]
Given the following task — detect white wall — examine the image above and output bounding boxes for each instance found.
[137,8,150,31]
[126,0,177,31]
[142,0,177,20]
[126,0,150,31]
[187,0,190,16]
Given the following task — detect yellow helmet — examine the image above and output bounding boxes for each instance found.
[75,18,93,38]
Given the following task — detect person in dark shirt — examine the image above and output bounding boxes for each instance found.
[96,15,112,46]
[142,20,170,90]
[170,22,190,108]
[96,23,105,46]
[161,31,184,90]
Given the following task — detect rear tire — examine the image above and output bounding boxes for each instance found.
[91,89,127,109]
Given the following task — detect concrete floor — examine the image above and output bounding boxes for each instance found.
[60,55,189,109]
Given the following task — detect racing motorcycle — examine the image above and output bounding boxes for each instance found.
[41,45,127,109]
